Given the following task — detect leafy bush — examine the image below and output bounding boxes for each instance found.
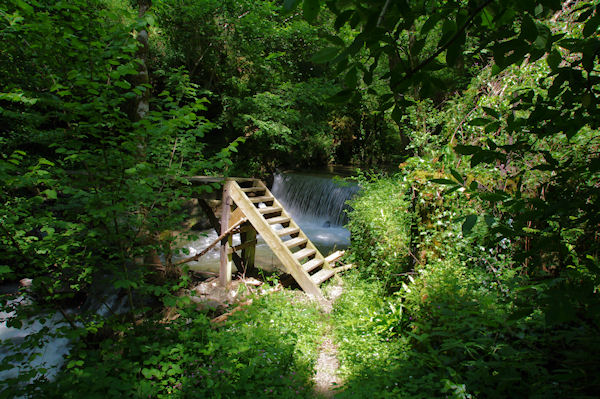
[37,291,323,398]
[345,174,412,288]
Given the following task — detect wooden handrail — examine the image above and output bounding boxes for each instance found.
[174,217,247,266]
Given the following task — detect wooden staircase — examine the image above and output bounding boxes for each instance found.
[226,179,335,300]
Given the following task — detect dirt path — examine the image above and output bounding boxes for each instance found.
[313,284,344,397]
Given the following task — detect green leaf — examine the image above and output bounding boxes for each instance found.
[430,179,458,185]
[482,107,499,118]
[0,265,13,275]
[114,80,132,90]
[450,169,463,184]
[469,117,493,126]
[283,0,300,12]
[520,14,537,42]
[114,279,138,290]
[310,47,339,63]
[421,14,441,35]
[344,66,358,88]
[462,215,478,235]
[391,105,403,125]
[533,24,551,50]
[42,189,57,200]
[14,0,33,14]
[454,145,480,155]
[141,368,161,379]
[446,31,465,67]
[547,48,561,71]
[326,89,353,104]
[484,121,501,133]
[303,0,320,23]
[583,14,599,37]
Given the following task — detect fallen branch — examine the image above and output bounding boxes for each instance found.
[333,263,354,273]
[210,284,282,325]
[175,218,247,266]
[325,250,345,265]
[211,299,253,324]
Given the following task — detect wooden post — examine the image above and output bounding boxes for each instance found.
[219,181,233,286]
[240,225,257,274]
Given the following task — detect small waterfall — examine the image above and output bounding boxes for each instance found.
[271,173,358,226]
[183,171,359,272]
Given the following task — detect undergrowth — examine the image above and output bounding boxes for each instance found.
[36,291,323,399]
[334,173,600,398]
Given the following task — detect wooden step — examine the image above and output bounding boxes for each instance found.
[302,258,323,273]
[277,226,300,237]
[284,237,307,249]
[258,206,282,215]
[267,216,290,225]
[241,187,266,193]
[250,195,274,203]
[311,269,335,285]
[293,248,316,261]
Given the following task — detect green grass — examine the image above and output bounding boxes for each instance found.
[38,290,324,399]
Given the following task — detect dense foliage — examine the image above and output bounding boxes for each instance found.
[1,0,599,397]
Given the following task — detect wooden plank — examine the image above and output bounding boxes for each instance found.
[302,258,323,273]
[250,195,274,203]
[228,207,245,228]
[219,181,233,287]
[311,269,335,285]
[197,198,245,272]
[293,248,316,261]
[277,226,300,236]
[241,187,266,193]
[258,206,282,214]
[228,239,257,254]
[188,176,256,185]
[325,250,345,265]
[284,237,307,249]
[267,216,291,225]
[240,227,256,272]
[228,182,324,299]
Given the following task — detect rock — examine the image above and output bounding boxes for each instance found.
[19,278,33,288]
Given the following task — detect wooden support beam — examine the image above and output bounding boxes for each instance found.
[174,217,247,266]
[228,207,245,228]
[240,227,257,273]
[220,182,232,287]
[227,239,258,254]
[197,198,245,273]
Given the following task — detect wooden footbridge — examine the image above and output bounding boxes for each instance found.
[186,177,348,301]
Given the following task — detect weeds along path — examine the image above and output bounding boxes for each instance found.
[313,283,344,397]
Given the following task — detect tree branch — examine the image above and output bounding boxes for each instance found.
[377,0,392,27]
[405,0,494,79]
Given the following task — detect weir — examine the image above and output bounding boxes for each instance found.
[184,172,357,272]
[271,173,359,226]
